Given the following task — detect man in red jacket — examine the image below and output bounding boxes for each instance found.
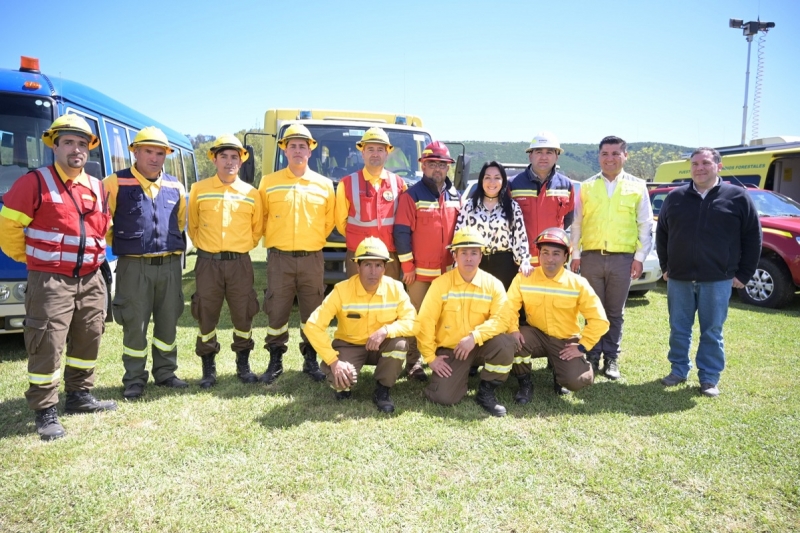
[0,115,117,441]
[393,141,461,380]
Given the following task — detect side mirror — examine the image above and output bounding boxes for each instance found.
[240,145,255,183]
[85,160,102,179]
[453,154,471,191]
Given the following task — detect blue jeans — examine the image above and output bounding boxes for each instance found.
[667,279,732,385]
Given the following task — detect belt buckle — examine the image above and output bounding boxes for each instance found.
[150,256,164,266]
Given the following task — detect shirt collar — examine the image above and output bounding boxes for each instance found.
[212,174,240,188]
[54,162,90,187]
[131,164,162,188]
[454,267,483,288]
[354,275,388,296]
[692,176,721,194]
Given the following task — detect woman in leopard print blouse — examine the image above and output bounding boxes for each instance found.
[455,161,532,289]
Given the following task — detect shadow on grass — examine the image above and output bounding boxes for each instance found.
[254,364,700,428]
[501,370,699,419]
[0,333,26,362]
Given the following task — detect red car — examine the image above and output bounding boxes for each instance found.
[650,186,800,308]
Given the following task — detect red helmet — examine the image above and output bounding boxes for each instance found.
[418,141,455,164]
[535,227,571,255]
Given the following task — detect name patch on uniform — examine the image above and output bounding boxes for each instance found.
[382,191,394,201]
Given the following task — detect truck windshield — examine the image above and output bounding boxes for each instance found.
[751,190,800,217]
[276,124,432,186]
[0,94,54,197]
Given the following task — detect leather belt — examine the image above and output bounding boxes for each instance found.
[121,254,179,266]
[197,250,242,260]
[269,248,315,257]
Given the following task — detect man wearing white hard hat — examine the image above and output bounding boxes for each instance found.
[335,127,407,281]
[104,126,188,401]
[509,131,575,268]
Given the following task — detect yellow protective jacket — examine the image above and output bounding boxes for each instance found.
[188,175,263,253]
[504,267,609,352]
[416,268,509,363]
[303,275,417,364]
[258,167,334,251]
[579,172,646,253]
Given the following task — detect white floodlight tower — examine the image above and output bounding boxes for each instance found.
[729,18,775,146]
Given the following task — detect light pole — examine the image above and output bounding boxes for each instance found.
[729,19,775,146]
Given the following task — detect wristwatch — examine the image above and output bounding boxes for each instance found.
[576,344,586,353]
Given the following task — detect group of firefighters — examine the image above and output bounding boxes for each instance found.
[1,115,658,441]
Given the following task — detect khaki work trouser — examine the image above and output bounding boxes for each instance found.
[263,249,324,352]
[191,254,259,357]
[345,250,401,281]
[404,280,431,369]
[424,333,515,406]
[321,337,408,391]
[113,254,184,387]
[24,269,106,410]
[512,326,594,391]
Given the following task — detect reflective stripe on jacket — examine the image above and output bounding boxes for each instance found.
[25,166,109,277]
[342,170,404,251]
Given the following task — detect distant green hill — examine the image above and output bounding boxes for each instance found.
[454,141,692,182]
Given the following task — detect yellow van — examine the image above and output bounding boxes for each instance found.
[654,137,800,202]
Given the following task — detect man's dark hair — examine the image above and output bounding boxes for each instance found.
[599,136,627,152]
[690,147,722,164]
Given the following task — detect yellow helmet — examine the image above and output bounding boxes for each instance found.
[207,134,249,162]
[42,114,99,149]
[356,127,394,153]
[352,237,393,263]
[448,226,486,250]
[129,126,173,154]
[277,124,318,150]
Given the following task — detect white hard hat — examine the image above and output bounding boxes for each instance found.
[526,131,562,155]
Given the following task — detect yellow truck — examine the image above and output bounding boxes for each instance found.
[240,109,466,285]
[654,137,800,202]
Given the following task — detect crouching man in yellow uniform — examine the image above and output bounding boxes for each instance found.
[417,227,515,417]
[505,227,609,403]
[303,237,417,413]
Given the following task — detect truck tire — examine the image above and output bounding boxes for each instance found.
[737,256,795,309]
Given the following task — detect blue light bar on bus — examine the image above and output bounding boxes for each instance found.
[298,110,312,120]
[395,116,407,125]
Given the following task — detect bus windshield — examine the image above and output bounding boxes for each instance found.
[0,94,54,196]
[276,124,432,186]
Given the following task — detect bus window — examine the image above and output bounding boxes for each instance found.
[105,121,130,172]
[183,150,197,187]
[166,147,184,181]
[0,94,53,195]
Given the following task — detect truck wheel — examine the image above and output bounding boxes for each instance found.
[737,256,795,309]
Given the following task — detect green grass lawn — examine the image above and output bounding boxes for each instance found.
[1,250,799,532]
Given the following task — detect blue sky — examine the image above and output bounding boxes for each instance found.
[2,0,798,147]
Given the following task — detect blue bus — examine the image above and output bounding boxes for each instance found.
[0,56,198,333]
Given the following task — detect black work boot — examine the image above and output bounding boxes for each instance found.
[235,350,258,384]
[64,391,118,414]
[588,357,601,378]
[475,380,507,417]
[260,346,285,384]
[514,374,533,404]
[301,346,325,382]
[199,354,217,389]
[373,383,395,413]
[553,374,570,396]
[35,406,66,441]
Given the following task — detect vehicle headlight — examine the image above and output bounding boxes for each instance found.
[13,282,26,301]
[0,284,9,302]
